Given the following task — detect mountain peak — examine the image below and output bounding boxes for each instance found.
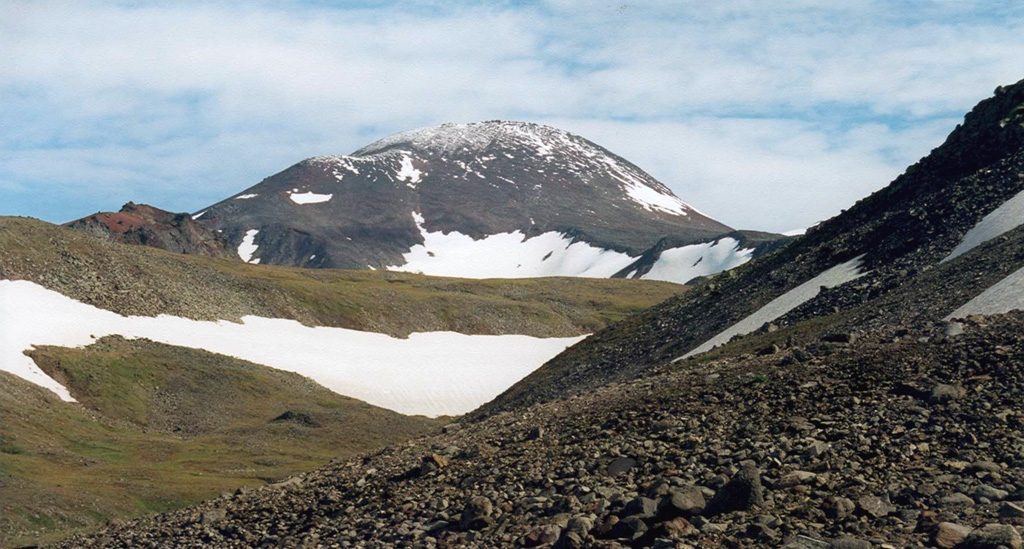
[353,120,572,156]
[191,120,753,278]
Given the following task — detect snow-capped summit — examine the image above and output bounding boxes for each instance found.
[195,121,777,282]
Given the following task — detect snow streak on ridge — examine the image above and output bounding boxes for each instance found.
[676,256,867,360]
[943,188,1024,263]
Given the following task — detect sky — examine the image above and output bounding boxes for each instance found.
[2,1,1024,233]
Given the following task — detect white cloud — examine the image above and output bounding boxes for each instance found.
[543,116,959,231]
[1,0,1023,231]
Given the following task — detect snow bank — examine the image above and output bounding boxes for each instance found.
[395,153,423,188]
[943,188,1024,262]
[640,238,753,285]
[288,191,333,205]
[387,212,637,279]
[235,193,258,200]
[676,256,866,360]
[0,280,583,417]
[237,229,259,263]
[946,265,1024,319]
[598,157,692,217]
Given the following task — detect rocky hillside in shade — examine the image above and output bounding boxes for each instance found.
[65,202,233,259]
[53,313,1024,548]
[193,121,780,284]
[0,337,437,547]
[471,78,1024,419]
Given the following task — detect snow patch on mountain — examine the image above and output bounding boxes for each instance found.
[396,153,423,188]
[946,264,1024,319]
[238,229,259,263]
[943,188,1024,263]
[387,212,637,279]
[192,210,207,220]
[677,256,867,360]
[0,280,583,417]
[288,191,333,205]
[599,156,691,216]
[235,194,258,200]
[640,239,754,284]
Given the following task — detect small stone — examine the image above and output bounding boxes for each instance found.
[527,426,544,440]
[779,470,817,488]
[607,457,638,476]
[943,321,964,338]
[652,517,697,537]
[460,496,493,531]
[824,496,856,520]
[823,332,857,344]
[941,493,975,507]
[828,537,872,549]
[932,522,971,548]
[200,508,226,525]
[974,484,1009,501]
[999,502,1024,519]
[705,462,764,516]
[929,384,966,404]
[806,441,830,459]
[560,531,585,549]
[522,524,560,547]
[595,515,620,537]
[968,461,1003,473]
[784,535,830,548]
[666,486,705,516]
[610,516,649,541]
[565,516,594,536]
[961,523,1022,549]
[856,495,892,519]
[621,497,659,519]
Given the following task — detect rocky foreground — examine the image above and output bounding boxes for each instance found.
[56,312,1024,548]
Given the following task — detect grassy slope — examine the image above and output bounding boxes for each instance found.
[0,337,437,547]
[0,216,684,338]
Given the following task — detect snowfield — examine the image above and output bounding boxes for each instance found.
[946,264,1024,320]
[288,191,334,205]
[641,238,753,284]
[677,256,866,360]
[0,280,583,417]
[388,212,753,283]
[395,153,423,188]
[237,229,260,263]
[943,188,1024,262]
[388,212,637,279]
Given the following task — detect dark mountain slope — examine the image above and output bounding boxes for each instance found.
[472,78,1024,419]
[195,121,738,271]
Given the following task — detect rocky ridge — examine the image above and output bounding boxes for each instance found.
[66,202,233,259]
